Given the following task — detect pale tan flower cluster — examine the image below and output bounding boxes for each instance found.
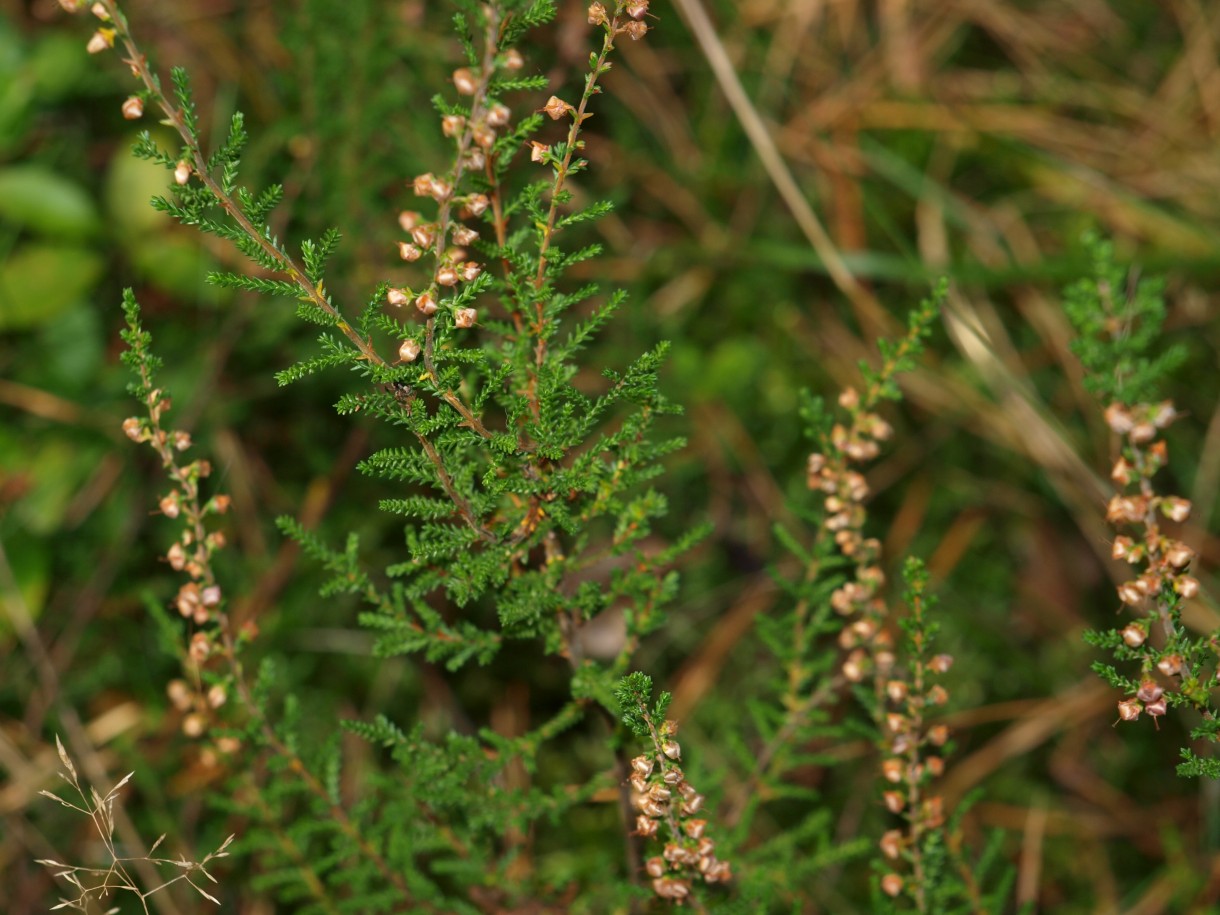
[630,723,731,904]
[123,383,236,741]
[1102,400,1204,725]
[807,386,895,684]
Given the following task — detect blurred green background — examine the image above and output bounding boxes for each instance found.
[3,0,1220,911]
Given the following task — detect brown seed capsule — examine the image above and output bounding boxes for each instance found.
[588,3,609,25]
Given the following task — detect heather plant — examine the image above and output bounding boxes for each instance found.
[48,0,730,911]
[10,0,1219,912]
[1068,236,1218,778]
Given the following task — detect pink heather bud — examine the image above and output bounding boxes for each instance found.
[683,818,707,839]
[415,292,438,316]
[201,585,221,607]
[1104,403,1134,435]
[588,3,609,25]
[1158,654,1183,677]
[122,417,143,441]
[1177,575,1200,599]
[639,797,666,818]
[206,684,227,708]
[398,210,421,232]
[927,723,950,746]
[1145,697,1168,717]
[452,67,477,95]
[397,241,422,262]
[1136,680,1163,703]
[465,194,490,216]
[486,102,511,128]
[1162,496,1192,523]
[647,783,671,801]
[622,20,649,39]
[645,856,665,878]
[631,754,654,777]
[529,140,551,163]
[410,224,435,249]
[397,339,420,364]
[166,679,192,710]
[121,96,144,119]
[626,0,650,19]
[661,740,681,760]
[452,225,478,245]
[465,147,486,168]
[59,0,85,11]
[436,266,460,287]
[880,830,903,860]
[504,48,524,70]
[86,29,113,53]
[1111,535,1135,561]
[882,758,904,783]
[1106,495,1146,524]
[174,160,191,185]
[1111,456,1134,486]
[89,1,107,16]
[875,649,897,672]
[929,653,954,674]
[681,794,705,815]
[159,492,180,518]
[1166,542,1195,569]
[429,177,452,200]
[460,261,482,282]
[441,114,465,137]
[885,680,908,703]
[170,430,190,451]
[881,873,904,897]
[176,582,200,617]
[886,713,907,734]
[541,96,574,120]
[454,308,478,329]
[841,651,866,682]
[1152,401,1178,428]
[926,684,949,705]
[926,756,945,777]
[662,768,683,785]
[167,543,187,571]
[1121,623,1146,647]
[883,791,905,813]
[470,123,496,150]
[412,173,436,197]
[1117,581,1146,607]
[838,387,860,409]
[629,772,648,793]
[635,814,658,837]
[189,631,211,662]
[653,877,690,901]
[1129,421,1157,444]
[387,287,409,307]
[182,712,206,738]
